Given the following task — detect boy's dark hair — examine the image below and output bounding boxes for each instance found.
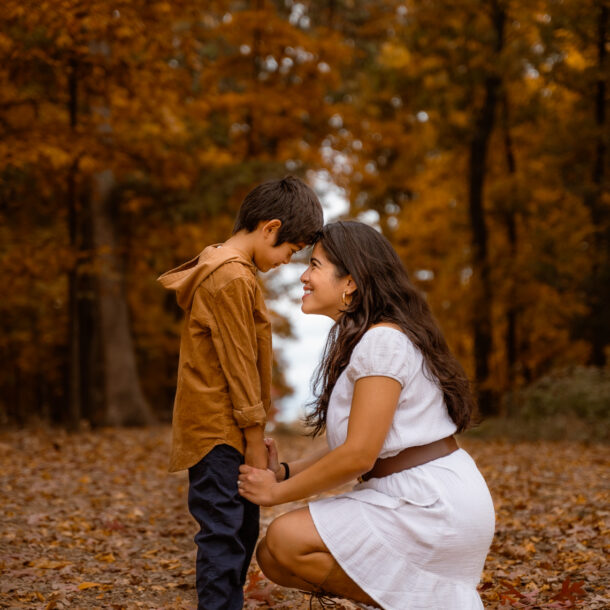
[233,176,324,246]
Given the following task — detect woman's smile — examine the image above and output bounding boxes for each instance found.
[299,242,355,319]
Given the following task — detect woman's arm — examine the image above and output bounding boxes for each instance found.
[283,444,331,479]
[266,438,331,481]
[238,375,401,506]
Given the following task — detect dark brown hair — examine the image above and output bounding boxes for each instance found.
[306,221,474,436]
[233,176,323,246]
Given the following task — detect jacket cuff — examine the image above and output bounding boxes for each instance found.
[233,402,267,428]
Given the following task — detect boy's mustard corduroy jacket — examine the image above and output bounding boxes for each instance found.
[158,245,272,472]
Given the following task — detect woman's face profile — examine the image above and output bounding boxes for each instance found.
[300,243,350,320]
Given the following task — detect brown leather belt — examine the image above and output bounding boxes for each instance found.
[359,436,459,482]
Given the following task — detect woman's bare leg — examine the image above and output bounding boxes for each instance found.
[256,507,379,607]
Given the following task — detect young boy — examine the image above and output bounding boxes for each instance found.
[158,176,323,610]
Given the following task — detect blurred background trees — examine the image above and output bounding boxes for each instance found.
[1,0,608,430]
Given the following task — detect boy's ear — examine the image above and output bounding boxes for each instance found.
[261,219,282,240]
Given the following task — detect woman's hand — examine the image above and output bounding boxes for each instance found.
[238,464,279,506]
[264,437,284,481]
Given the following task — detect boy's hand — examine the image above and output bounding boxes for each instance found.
[238,465,278,507]
[243,426,268,469]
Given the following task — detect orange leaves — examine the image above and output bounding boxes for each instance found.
[472,437,608,608]
[496,577,587,608]
[27,559,73,570]
[77,581,106,590]
[244,570,279,606]
[0,427,608,608]
[379,41,412,71]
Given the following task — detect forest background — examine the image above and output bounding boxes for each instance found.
[1,0,609,438]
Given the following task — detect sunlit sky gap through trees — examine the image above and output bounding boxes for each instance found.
[268,171,348,422]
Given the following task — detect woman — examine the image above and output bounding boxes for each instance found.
[238,221,495,609]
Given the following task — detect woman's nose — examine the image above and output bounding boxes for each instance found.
[300,268,309,282]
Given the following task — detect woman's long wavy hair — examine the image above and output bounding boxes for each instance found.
[305,221,475,437]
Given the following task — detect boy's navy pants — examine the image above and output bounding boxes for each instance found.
[188,444,260,610]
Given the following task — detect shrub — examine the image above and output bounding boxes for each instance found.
[467,367,610,442]
[515,366,610,422]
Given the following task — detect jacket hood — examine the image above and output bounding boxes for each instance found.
[157,245,255,310]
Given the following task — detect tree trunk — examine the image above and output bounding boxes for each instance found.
[583,2,608,366]
[90,170,155,426]
[467,0,505,417]
[501,92,518,408]
[67,58,81,430]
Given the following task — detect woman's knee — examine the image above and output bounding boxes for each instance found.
[256,536,283,582]
[264,515,294,567]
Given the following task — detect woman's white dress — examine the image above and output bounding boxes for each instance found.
[309,327,495,610]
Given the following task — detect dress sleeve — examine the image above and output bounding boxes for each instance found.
[193,276,267,429]
[347,328,414,387]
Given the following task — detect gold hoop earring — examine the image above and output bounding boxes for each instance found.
[341,291,348,306]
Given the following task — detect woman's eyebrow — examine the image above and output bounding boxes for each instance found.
[310,257,322,265]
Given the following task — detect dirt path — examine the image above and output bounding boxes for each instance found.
[0,426,607,609]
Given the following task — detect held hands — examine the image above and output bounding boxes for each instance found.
[237,464,279,506]
[238,437,284,506]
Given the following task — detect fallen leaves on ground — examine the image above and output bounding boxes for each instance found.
[0,426,607,609]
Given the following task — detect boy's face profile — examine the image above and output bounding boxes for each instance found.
[253,219,304,272]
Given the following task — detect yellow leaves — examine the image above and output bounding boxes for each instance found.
[197,149,234,168]
[158,558,182,570]
[154,2,172,15]
[77,582,103,590]
[449,110,469,129]
[379,41,412,70]
[55,33,73,48]
[114,26,135,40]
[165,171,192,190]
[6,4,26,19]
[0,32,14,52]
[523,541,537,555]
[95,552,116,563]
[37,144,71,170]
[124,197,152,214]
[79,155,100,174]
[563,47,592,71]
[111,89,131,110]
[28,559,72,569]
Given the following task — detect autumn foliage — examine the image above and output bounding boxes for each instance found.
[0,426,608,608]
[1,1,608,425]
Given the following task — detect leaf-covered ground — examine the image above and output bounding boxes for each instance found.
[0,426,607,609]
